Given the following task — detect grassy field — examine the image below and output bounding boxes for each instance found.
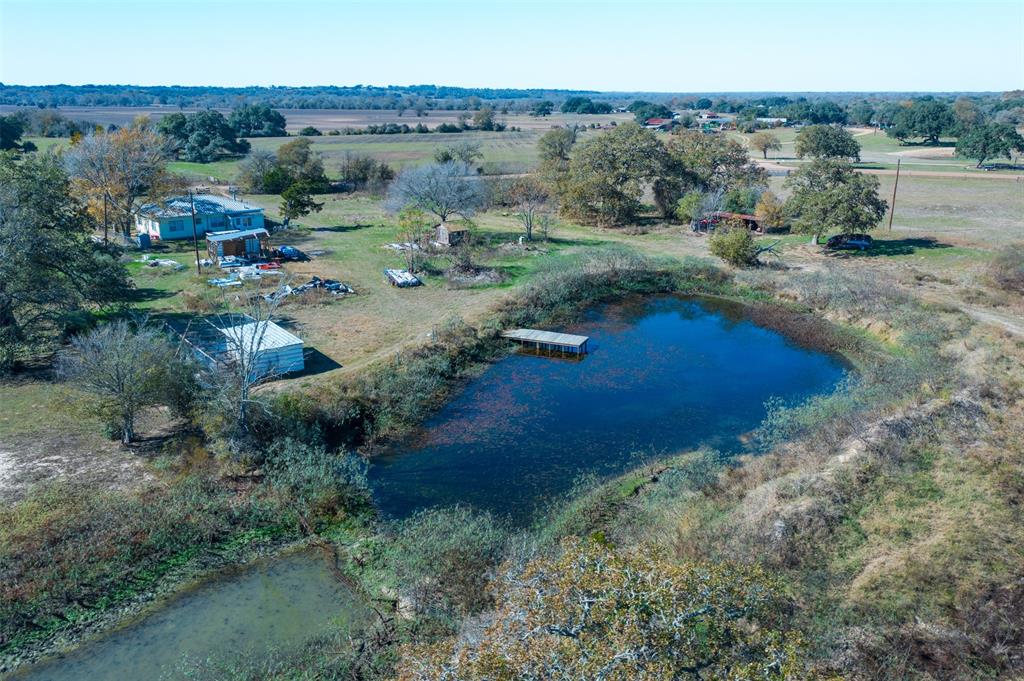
[1,105,628,134]
[765,171,1024,250]
[40,129,551,182]
[732,126,1024,175]
[130,194,620,382]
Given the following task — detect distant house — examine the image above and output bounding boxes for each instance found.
[644,117,674,131]
[135,195,265,241]
[756,117,789,126]
[435,222,469,247]
[206,228,270,260]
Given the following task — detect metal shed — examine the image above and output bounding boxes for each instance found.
[218,320,304,378]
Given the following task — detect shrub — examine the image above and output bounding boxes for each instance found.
[387,506,508,619]
[263,439,370,531]
[398,539,816,681]
[722,185,762,214]
[181,289,225,314]
[989,242,1024,293]
[708,221,759,267]
[674,191,704,224]
[0,478,284,652]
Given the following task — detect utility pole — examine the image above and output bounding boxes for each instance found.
[189,191,201,276]
[887,158,901,232]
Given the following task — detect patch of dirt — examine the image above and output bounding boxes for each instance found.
[0,409,176,505]
[0,434,153,504]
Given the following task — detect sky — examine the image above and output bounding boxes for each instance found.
[1,0,1022,92]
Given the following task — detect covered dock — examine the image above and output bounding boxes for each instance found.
[502,328,590,355]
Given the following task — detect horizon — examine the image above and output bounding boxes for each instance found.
[0,85,1016,96]
[2,1,1022,91]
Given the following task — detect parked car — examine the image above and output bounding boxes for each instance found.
[826,233,874,251]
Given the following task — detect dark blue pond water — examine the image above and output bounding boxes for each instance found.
[369,295,847,521]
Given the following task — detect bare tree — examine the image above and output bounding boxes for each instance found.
[508,176,551,241]
[57,319,179,444]
[64,124,182,240]
[693,187,725,230]
[203,292,289,453]
[385,161,484,224]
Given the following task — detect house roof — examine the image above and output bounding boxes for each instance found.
[206,228,270,243]
[139,194,264,219]
[219,321,303,352]
[645,118,672,125]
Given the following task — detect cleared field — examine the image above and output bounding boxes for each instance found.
[733,127,1023,175]
[1,105,627,133]
[170,124,620,181]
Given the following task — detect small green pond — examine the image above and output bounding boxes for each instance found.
[9,551,364,681]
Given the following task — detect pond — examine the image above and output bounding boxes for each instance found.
[369,295,848,522]
[11,294,847,680]
[10,550,365,681]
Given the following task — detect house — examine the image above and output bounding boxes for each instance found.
[756,117,788,126]
[135,195,265,241]
[218,320,304,378]
[435,222,468,247]
[206,228,270,260]
[644,117,674,131]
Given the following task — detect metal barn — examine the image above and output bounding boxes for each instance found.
[217,321,305,378]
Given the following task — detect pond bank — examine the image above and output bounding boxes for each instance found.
[8,548,366,681]
[2,253,870,678]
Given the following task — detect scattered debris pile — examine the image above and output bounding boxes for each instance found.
[263,277,355,302]
[386,242,421,252]
[138,255,185,270]
[384,268,422,288]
